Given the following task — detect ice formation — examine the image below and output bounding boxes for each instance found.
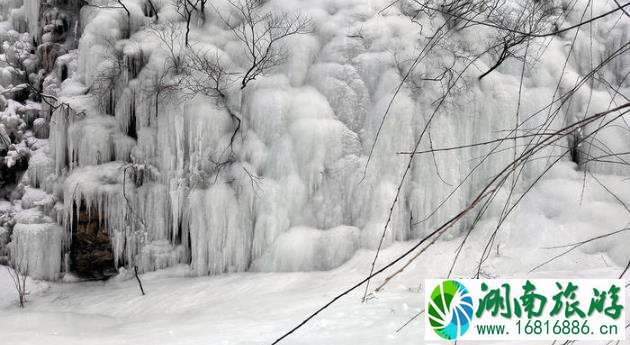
[0,0,627,281]
[9,222,63,280]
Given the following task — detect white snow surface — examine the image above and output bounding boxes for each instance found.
[0,252,628,345]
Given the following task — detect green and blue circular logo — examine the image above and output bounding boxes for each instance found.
[428,280,474,340]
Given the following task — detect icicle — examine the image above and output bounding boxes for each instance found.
[9,223,64,280]
[189,183,252,276]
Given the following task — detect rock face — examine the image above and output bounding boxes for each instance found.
[0,148,28,198]
[70,209,117,279]
[33,0,82,45]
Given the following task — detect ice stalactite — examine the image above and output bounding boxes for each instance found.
[10,222,63,280]
[123,42,145,81]
[22,0,39,37]
[67,115,117,167]
[65,173,177,275]
[188,184,252,275]
[24,147,54,190]
[49,97,88,174]
[133,184,180,265]
[62,162,126,275]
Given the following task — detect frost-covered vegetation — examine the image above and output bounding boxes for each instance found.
[0,0,628,342]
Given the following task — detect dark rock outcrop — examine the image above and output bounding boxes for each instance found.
[70,209,117,280]
[0,149,29,199]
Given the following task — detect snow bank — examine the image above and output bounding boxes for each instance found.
[253,225,361,272]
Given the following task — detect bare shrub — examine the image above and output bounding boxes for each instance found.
[6,258,28,308]
[220,0,312,89]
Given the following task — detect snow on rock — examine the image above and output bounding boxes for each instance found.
[32,117,48,138]
[20,186,55,210]
[14,207,54,225]
[24,145,55,191]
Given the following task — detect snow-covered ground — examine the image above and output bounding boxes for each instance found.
[0,252,625,345]
[1,162,628,344]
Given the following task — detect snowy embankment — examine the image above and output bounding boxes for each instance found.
[1,162,629,344]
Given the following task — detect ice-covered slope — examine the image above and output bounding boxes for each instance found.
[1,0,629,281]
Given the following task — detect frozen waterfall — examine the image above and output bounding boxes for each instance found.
[0,0,628,281]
